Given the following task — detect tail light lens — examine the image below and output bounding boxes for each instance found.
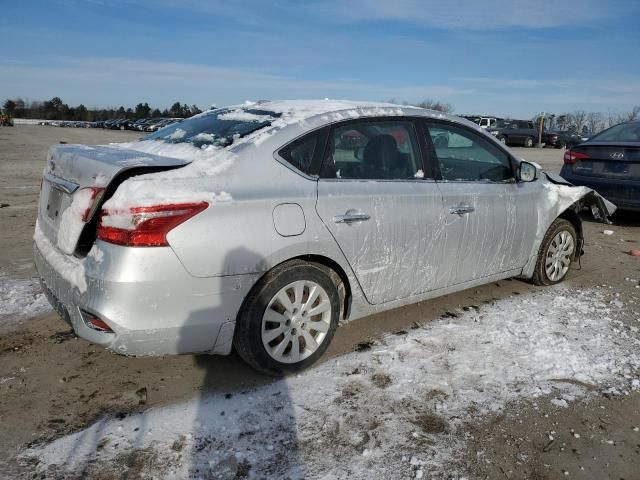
[564,150,590,165]
[79,187,106,222]
[97,202,208,247]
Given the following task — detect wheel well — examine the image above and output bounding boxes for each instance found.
[558,208,584,256]
[293,254,352,321]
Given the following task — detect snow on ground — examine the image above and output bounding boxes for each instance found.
[21,287,640,479]
[0,273,51,329]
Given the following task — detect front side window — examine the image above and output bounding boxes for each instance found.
[321,120,422,180]
[426,122,514,182]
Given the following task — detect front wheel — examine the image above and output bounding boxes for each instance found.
[532,219,577,286]
[234,261,340,376]
[524,136,534,148]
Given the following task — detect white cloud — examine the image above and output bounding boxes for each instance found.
[185,0,636,30]
[0,57,471,108]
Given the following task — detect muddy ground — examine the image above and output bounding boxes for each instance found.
[1,125,639,479]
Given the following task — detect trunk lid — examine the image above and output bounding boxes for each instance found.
[567,142,640,180]
[37,143,188,255]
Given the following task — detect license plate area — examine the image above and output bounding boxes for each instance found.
[47,187,64,220]
[604,162,628,174]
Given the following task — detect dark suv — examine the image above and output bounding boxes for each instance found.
[489,120,539,147]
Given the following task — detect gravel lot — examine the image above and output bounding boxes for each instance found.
[1,125,639,479]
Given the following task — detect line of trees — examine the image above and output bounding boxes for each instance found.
[388,100,640,135]
[387,98,454,113]
[1,97,203,121]
[536,107,640,135]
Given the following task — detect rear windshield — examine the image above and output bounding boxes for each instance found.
[144,108,280,147]
[591,122,640,142]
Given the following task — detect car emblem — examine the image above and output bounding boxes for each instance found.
[610,152,624,160]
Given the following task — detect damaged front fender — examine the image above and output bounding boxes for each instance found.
[544,172,617,222]
[520,172,616,279]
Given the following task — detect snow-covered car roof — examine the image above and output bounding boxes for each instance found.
[219,99,455,127]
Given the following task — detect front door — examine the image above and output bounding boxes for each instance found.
[423,120,537,287]
[315,118,446,305]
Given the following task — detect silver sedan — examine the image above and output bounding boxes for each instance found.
[34,100,615,375]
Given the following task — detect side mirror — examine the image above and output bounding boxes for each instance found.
[518,161,537,182]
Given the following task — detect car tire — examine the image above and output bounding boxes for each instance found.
[234,260,340,376]
[524,137,534,148]
[555,141,566,149]
[498,136,507,145]
[532,218,577,286]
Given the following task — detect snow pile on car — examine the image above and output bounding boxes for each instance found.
[101,100,414,210]
[22,286,640,479]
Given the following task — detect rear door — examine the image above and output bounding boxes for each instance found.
[423,120,537,287]
[315,117,446,305]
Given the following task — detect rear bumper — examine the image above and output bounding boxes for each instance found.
[558,170,640,211]
[34,224,259,356]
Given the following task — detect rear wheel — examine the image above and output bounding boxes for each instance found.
[524,136,534,148]
[532,219,577,286]
[234,261,340,376]
[498,135,507,145]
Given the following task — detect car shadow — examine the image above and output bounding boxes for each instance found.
[609,210,640,228]
[581,209,640,228]
[177,247,304,479]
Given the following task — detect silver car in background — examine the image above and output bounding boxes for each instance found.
[34,100,615,375]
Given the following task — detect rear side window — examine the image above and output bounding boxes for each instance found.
[278,131,322,176]
[592,122,640,142]
[320,120,422,180]
[426,122,514,182]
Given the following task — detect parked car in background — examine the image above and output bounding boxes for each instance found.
[34,100,614,375]
[560,120,640,212]
[145,118,179,132]
[544,130,584,149]
[488,120,540,147]
[462,116,501,129]
[478,117,498,129]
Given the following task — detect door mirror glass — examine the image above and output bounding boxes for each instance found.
[518,161,537,182]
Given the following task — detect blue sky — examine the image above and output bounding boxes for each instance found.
[1,0,639,117]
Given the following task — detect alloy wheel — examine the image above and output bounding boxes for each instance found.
[261,280,332,364]
[545,230,575,281]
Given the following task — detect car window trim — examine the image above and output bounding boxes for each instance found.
[318,116,429,182]
[421,118,518,184]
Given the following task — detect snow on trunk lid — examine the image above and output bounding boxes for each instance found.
[37,144,188,255]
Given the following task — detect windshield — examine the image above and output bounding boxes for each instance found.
[592,122,640,142]
[144,108,280,147]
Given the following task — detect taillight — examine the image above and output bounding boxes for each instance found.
[97,202,208,247]
[563,150,590,165]
[79,187,106,221]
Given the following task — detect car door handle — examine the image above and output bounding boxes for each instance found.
[449,205,475,215]
[333,209,371,224]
